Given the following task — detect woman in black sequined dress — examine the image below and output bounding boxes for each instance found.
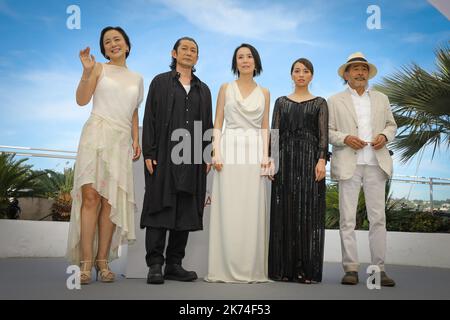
[269,58,329,283]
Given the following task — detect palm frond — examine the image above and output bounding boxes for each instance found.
[374,44,450,163]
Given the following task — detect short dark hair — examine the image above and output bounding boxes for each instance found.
[170,36,199,72]
[231,43,263,77]
[100,26,131,60]
[290,58,314,75]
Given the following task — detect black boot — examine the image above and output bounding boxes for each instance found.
[147,264,164,284]
[164,264,198,281]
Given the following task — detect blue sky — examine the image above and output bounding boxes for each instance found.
[0,0,449,200]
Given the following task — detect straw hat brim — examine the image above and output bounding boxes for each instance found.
[338,61,377,79]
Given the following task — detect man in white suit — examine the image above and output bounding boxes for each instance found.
[328,52,397,286]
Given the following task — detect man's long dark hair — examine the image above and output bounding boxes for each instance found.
[170,36,199,72]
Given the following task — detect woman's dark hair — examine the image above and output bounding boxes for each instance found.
[290,58,314,75]
[100,26,131,60]
[170,36,199,72]
[231,43,263,77]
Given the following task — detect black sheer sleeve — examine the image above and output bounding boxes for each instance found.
[318,98,329,161]
[271,98,281,130]
[269,98,282,157]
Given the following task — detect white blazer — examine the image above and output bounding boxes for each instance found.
[328,89,397,180]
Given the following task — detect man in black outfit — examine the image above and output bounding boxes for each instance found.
[141,37,213,284]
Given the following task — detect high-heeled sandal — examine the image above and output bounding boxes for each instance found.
[297,272,312,284]
[95,259,115,283]
[80,260,93,285]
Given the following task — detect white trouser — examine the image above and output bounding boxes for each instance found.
[339,165,387,272]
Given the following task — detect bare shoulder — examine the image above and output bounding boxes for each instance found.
[93,62,103,78]
[260,86,270,98]
[94,62,103,73]
[218,83,229,96]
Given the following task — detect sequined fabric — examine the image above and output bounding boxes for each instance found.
[269,96,329,283]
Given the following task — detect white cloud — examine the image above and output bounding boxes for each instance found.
[402,32,427,43]
[0,0,18,18]
[0,130,17,137]
[375,57,397,79]
[393,150,450,178]
[11,69,91,122]
[40,130,82,152]
[158,0,320,45]
[35,15,57,27]
[0,66,91,152]
[0,56,11,67]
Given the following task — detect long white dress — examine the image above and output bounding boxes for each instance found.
[66,63,144,264]
[205,81,270,283]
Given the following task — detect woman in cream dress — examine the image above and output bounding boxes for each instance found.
[205,44,271,283]
[66,26,143,284]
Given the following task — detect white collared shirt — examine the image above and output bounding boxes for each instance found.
[347,85,378,166]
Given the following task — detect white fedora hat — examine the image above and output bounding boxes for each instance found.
[338,52,377,79]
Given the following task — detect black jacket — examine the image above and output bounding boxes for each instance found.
[141,70,213,224]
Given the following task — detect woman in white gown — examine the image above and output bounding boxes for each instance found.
[205,44,271,283]
[66,27,143,284]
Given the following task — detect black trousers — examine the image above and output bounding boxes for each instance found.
[145,227,189,266]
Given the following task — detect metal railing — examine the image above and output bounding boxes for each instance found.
[390,175,450,212]
[0,145,76,160]
[1,144,450,211]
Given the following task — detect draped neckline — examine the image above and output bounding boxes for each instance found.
[234,80,259,101]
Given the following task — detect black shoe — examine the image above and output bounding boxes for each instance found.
[147,264,164,284]
[164,264,198,281]
[380,271,396,287]
[341,271,359,285]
